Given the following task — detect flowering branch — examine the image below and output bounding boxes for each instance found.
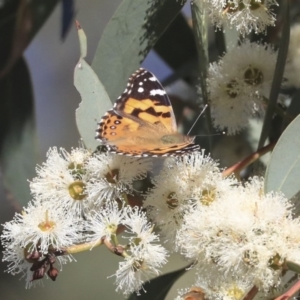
[66,240,103,254]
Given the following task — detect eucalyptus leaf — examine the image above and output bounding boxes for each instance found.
[128,266,187,300]
[0,0,59,77]
[0,58,37,207]
[265,115,300,199]
[153,13,197,70]
[190,0,213,149]
[92,0,185,103]
[74,24,111,151]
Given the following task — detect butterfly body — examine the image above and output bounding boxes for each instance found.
[96,68,199,157]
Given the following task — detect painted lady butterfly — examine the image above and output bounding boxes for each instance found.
[96,68,199,157]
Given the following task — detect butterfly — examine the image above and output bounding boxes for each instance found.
[95,68,200,157]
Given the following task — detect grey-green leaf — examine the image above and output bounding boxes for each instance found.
[265,115,300,199]
[128,266,187,300]
[190,0,212,150]
[74,25,111,151]
[0,58,37,207]
[92,0,185,102]
[0,0,59,78]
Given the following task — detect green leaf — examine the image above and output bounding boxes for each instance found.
[0,58,38,207]
[265,115,300,199]
[190,0,213,150]
[92,0,185,102]
[286,261,300,274]
[0,0,59,77]
[128,266,187,300]
[153,13,197,70]
[74,23,112,151]
[258,1,290,148]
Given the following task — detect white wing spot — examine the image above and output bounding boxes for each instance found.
[150,89,166,96]
[149,76,157,81]
[139,82,143,85]
[138,87,144,93]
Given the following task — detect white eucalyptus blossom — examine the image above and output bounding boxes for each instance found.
[85,201,128,245]
[85,152,151,205]
[144,152,236,244]
[208,40,277,134]
[1,200,78,287]
[195,272,252,300]
[202,0,278,36]
[114,206,168,295]
[30,147,92,216]
[1,201,81,254]
[176,270,252,300]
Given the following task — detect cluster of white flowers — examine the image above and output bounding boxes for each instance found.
[1,146,169,294]
[202,0,278,36]
[30,147,151,216]
[207,40,278,134]
[173,175,300,299]
[2,146,300,297]
[142,151,300,299]
[197,0,295,135]
[144,151,237,243]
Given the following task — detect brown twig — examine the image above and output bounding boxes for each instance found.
[243,286,258,300]
[274,279,300,300]
[222,141,276,177]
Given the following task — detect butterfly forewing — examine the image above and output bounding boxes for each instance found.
[114,69,177,132]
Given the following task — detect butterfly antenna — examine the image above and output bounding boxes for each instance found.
[194,132,226,137]
[187,104,208,135]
